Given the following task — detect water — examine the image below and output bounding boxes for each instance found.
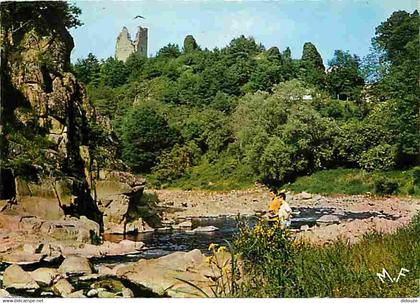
[97,207,398,267]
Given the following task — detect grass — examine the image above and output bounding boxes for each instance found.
[282,167,420,197]
[147,163,419,198]
[150,157,256,191]
[230,213,420,298]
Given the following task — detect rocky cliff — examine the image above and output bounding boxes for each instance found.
[0,3,100,222]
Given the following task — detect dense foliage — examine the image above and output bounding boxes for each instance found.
[231,212,420,297]
[73,10,419,189]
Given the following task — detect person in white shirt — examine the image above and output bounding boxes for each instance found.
[277,191,292,229]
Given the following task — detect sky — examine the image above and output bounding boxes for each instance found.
[69,0,417,65]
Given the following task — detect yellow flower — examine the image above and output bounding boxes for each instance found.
[208,243,218,251]
[205,256,213,264]
[217,246,226,253]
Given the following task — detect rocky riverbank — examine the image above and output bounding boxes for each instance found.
[0,249,228,298]
[154,188,420,245]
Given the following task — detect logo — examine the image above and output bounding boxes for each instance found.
[376,268,409,283]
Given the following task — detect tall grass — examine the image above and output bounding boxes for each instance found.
[231,213,420,298]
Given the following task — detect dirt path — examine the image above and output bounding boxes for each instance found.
[151,188,420,244]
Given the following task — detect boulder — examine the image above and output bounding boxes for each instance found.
[300,225,310,231]
[190,226,219,233]
[96,172,149,235]
[30,268,59,286]
[317,214,340,225]
[79,274,100,281]
[0,289,11,297]
[87,288,100,297]
[116,249,214,297]
[296,192,312,200]
[3,264,40,290]
[52,278,75,297]
[119,239,144,251]
[126,218,154,233]
[23,243,42,254]
[2,252,45,265]
[59,256,92,276]
[65,290,86,298]
[175,220,193,229]
[121,287,134,298]
[98,290,118,298]
[97,266,113,277]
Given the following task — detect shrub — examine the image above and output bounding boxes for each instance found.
[233,219,298,297]
[152,142,201,183]
[358,144,397,171]
[374,176,399,195]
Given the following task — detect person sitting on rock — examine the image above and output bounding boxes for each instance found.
[268,189,281,220]
[268,190,292,228]
[277,191,292,229]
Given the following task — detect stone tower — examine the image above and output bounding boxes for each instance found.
[134,27,148,57]
[115,26,148,62]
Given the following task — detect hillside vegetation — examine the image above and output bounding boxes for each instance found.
[73,10,419,191]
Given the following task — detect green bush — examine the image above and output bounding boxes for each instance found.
[230,213,420,297]
[233,219,298,297]
[374,176,399,195]
[152,142,201,183]
[359,144,397,171]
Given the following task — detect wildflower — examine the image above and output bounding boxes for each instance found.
[217,246,226,253]
[208,243,218,251]
[205,256,213,264]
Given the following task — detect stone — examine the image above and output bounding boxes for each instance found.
[297,192,312,200]
[52,278,75,297]
[23,243,42,254]
[317,214,341,225]
[125,218,154,233]
[97,266,114,277]
[119,239,144,251]
[98,290,118,298]
[65,290,86,298]
[87,288,99,297]
[121,287,134,298]
[79,274,100,281]
[0,289,11,297]
[2,253,45,265]
[30,268,59,286]
[3,264,40,290]
[300,225,310,231]
[190,226,219,233]
[175,220,193,229]
[96,173,147,234]
[59,256,92,276]
[116,249,214,297]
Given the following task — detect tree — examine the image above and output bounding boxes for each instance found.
[121,106,177,172]
[156,44,181,59]
[73,53,100,86]
[0,1,82,33]
[301,42,325,71]
[326,50,365,100]
[299,42,325,87]
[369,10,419,165]
[99,57,129,88]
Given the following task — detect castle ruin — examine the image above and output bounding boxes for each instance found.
[115,26,148,62]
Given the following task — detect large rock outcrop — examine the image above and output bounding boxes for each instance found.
[96,171,155,234]
[0,3,103,223]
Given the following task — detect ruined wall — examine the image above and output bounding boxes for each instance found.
[134,27,148,57]
[115,26,148,62]
[115,26,136,62]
